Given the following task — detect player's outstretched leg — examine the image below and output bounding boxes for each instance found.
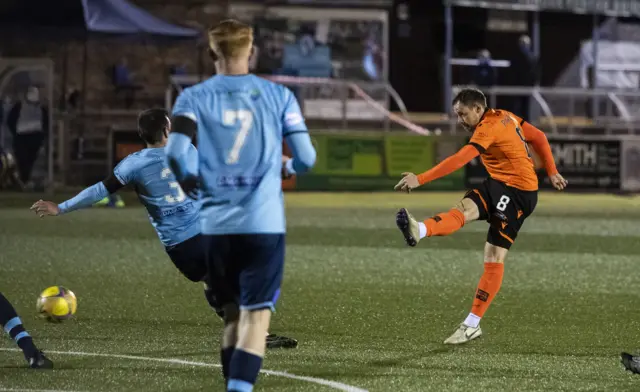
[396,198,477,247]
[621,352,640,374]
[0,292,53,368]
[444,242,506,345]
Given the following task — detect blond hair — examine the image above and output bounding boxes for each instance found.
[208,19,253,59]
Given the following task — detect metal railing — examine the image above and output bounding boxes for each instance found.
[165,75,426,133]
[452,85,640,134]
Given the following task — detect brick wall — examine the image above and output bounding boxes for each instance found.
[4,0,229,109]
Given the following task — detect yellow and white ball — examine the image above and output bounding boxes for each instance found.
[36,286,77,322]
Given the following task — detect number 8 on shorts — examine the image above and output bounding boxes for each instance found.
[496,195,510,212]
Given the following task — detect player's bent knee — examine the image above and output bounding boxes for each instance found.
[484,241,509,262]
[456,198,481,222]
[239,308,272,333]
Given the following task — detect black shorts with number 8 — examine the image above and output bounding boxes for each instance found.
[465,177,538,249]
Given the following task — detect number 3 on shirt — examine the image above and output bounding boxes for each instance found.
[161,168,186,203]
[223,109,254,164]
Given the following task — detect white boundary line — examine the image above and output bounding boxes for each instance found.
[0,389,86,392]
[0,348,368,392]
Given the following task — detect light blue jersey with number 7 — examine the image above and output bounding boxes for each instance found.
[171,74,309,235]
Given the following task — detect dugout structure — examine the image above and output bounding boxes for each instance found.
[0,58,54,190]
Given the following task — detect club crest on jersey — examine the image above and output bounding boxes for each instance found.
[250,89,261,101]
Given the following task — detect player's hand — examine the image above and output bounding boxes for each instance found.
[281,155,293,180]
[179,176,200,200]
[394,172,420,193]
[549,173,568,191]
[30,200,59,217]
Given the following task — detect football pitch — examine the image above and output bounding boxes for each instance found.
[1,191,640,391]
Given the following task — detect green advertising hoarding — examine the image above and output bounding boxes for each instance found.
[295,132,466,191]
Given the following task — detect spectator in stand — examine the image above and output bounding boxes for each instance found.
[170,63,188,77]
[65,86,81,111]
[363,34,384,81]
[169,63,190,108]
[112,57,143,109]
[473,49,496,89]
[510,35,540,120]
[6,86,48,188]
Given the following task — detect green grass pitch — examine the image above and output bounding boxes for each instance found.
[1,191,640,391]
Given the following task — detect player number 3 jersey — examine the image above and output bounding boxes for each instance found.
[113,147,200,246]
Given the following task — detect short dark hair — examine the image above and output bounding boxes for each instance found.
[452,88,487,108]
[138,108,169,144]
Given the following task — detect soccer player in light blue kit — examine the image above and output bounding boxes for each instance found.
[31,109,211,293]
[166,20,316,392]
[32,109,298,349]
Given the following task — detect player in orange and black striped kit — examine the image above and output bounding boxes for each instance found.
[394,88,567,345]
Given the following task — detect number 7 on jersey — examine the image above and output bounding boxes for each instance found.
[223,109,254,164]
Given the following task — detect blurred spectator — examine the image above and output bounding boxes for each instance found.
[1,95,12,141]
[396,2,411,38]
[65,87,81,111]
[473,49,496,88]
[0,143,24,190]
[363,34,384,80]
[6,86,48,186]
[510,35,540,120]
[282,29,332,78]
[169,63,187,76]
[111,57,143,109]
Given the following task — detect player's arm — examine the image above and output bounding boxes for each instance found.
[394,145,479,192]
[166,88,196,179]
[395,122,495,192]
[30,172,126,217]
[283,133,316,175]
[166,116,196,180]
[520,122,557,176]
[521,121,567,190]
[281,88,316,176]
[418,145,479,185]
[166,90,199,198]
[166,121,198,199]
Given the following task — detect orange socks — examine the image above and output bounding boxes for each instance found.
[464,262,504,328]
[424,209,465,237]
[422,210,504,328]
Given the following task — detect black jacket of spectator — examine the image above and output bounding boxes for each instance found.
[6,101,49,184]
[510,48,540,87]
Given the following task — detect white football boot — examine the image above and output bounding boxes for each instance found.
[443,324,482,345]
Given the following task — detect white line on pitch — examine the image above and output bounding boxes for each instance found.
[0,389,86,392]
[0,348,368,392]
